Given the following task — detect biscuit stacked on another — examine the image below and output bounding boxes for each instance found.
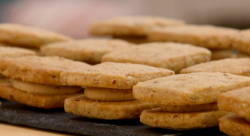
[133,72,250,130]
[61,62,174,120]
[0,56,90,109]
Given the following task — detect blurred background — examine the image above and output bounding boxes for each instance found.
[0,0,249,39]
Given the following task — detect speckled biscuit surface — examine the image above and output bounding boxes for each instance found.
[140,108,229,130]
[102,42,211,73]
[133,72,250,105]
[0,46,36,57]
[160,103,218,113]
[181,58,250,76]
[84,87,134,101]
[148,25,239,49]
[64,95,158,120]
[219,114,250,136]
[218,86,250,122]
[232,29,250,54]
[40,38,132,63]
[0,56,91,85]
[0,23,72,48]
[89,16,185,36]
[61,62,174,89]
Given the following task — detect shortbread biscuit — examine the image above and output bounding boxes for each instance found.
[181,58,250,76]
[12,79,82,95]
[232,29,250,54]
[133,72,250,105]
[64,95,158,120]
[0,23,72,48]
[84,87,134,101]
[219,114,250,136]
[89,16,185,37]
[148,25,239,49]
[61,62,174,89]
[0,46,36,57]
[102,42,211,73]
[0,56,91,85]
[140,108,229,130]
[40,39,132,63]
[0,80,15,101]
[160,103,218,113]
[218,86,250,122]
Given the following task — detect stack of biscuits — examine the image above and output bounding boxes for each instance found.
[61,62,174,120]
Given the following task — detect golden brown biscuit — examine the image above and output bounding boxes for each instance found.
[148,25,239,49]
[218,86,250,122]
[84,87,134,101]
[0,56,91,85]
[0,23,72,48]
[102,42,211,73]
[40,39,132,63]
[140,108,229,130]
[61,62,174,89]
[133,72,250,105]
[89,16,185,37]
[181,58,250,76]
[219,114,250,136]
[0,46,36,57]
[64,95,158,120]
[0,80,15,101]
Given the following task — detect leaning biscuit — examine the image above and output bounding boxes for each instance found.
[0,46,36,57]
[64,95,158,120]
[181,58,250,76]
[140,108,229,130]
[0,23,72,48]
[0,56,91,85]
[102,42,211,73]
[84,87,134,101]
[61,62,174,89]
[40,38,132,63]
[133,72,250,105]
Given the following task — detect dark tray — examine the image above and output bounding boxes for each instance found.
[0,99,226,136]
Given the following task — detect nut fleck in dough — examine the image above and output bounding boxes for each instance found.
[181,58,250,76]
[40,38,132,63]
[89,16,185,37]
[0,23,72,48]
[61,62,174,89]
[133,72,250,105]
[140,108,229,130]
[64,95,158,120]
[0,46,36,58]
[102,42,211,73]
[0,56,91,85]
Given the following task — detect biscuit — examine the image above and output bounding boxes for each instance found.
[0,46,36,57]
[0,23,72,48]
[148,25,239,49]
[181,58,250,76]
[218,86,250,122]
[219,114,250,136]
[0,80,15,101]
[140,108,229,130]
[64,95,158,120]
[232,29,250,54]
[102,42,211,73]
[61,62,174,89]
[160,103,218,113]
[84,87,134,101]
[89,16,185,37]
[12,79,82,95]
[40,39,132,63]
[133,72,250,105]
[0,56,91,85]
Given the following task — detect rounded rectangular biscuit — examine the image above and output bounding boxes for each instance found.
[133,72,250,105]
[102,42,211,73]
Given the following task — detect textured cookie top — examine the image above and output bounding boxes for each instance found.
[0,56,90,85]
[148,25,239,49]
[61,62,174,89]
[0,23,72,48]
[102,42,211,73]
[133,72,250,105]
[0,46,36,57]
[89,16,185,36]
[181,58,250,76]
[40,38,132,63]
